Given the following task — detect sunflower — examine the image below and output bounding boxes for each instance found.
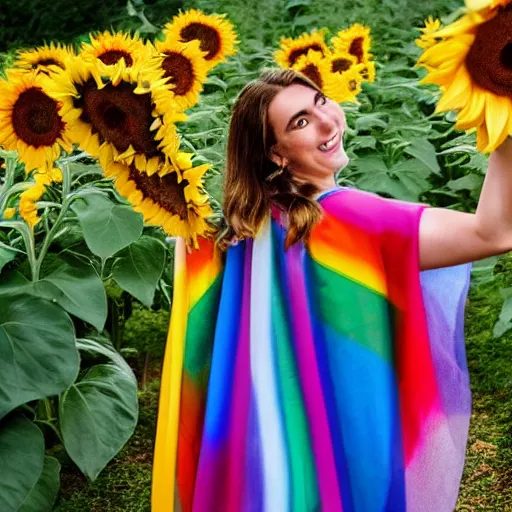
[152,38,208,111]
[18,169,61,228]
[466,0,511,11]
[48,57,178,172]
[357,60,376,83]
[331,24,372,64]
[0,71,73,172]
[275,29,329,69]
[416,16,443,49]
[13,42,74,75]
[163,9,238,70]
[328,51,358,75]
[291,50,332,90]
[80,31,150,68]
[104,160,214,246]
[324,64,363,103]
[416,5,512,152]
[2,207,15,219]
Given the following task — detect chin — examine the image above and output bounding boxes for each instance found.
[335,150,349,171]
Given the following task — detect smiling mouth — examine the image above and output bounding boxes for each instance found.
[318,132,340,152]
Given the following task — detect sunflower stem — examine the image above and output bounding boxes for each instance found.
[0,220,37,279]
[32,163,72,281]
[0,182,32,214]
[0,155,20,211]
[33,203,70,281]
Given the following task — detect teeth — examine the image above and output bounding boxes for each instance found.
[319,135,337,151]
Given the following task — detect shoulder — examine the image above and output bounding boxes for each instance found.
[319,187,426,235]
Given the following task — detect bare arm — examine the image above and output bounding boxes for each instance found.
[419,137,512,270]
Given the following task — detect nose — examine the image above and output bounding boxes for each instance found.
[316,110,336,133]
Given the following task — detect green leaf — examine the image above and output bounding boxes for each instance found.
[355,114,388,132]
[17,456,60,512]
[72,194,143,260]
[404,139,441,176]
[293,15,319,28]
[0,256,107,331]
[471,256,499,287]
[112,236,166,307]
[0,415,44,512]
[286,0,311,8]
[60,340,138,481]
[0,294,78,420]
[446,174,484,193]
[493,295,512,337]
[349,135,377,152]
[388,159,431,201]
[0,246,16,273]
[205,76,228,91]
[33,255,107,331]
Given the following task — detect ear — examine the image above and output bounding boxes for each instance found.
[269,145,289,168]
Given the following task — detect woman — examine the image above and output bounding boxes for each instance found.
[152,68,512,512]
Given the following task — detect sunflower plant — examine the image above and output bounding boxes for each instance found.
[416,0,512,153]
[0,9,237,510]
[274,24,376,103]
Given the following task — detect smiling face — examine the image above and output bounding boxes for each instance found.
[267,82,349,192]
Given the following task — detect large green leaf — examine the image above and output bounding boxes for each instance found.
[0,246,17,273]
[17,456,60,512]
[35,255,107,331]
[72,194,143,260]
[0,415,44,512]
[60,339,138,481]
[112,236,166,307]
[0,294,79,420]
[0,258,107,331]
[404,139,441,176]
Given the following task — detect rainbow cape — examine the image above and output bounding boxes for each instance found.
[152,188,472,512]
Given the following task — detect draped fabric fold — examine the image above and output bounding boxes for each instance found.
[152,188,471,512]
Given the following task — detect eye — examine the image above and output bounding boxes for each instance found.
[295,117,308,129]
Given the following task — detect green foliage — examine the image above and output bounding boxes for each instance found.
[0,148,169,508]
[123,305,169,358]
[111,236,167,307]
[0,0,183,52]
[60,339,139,481]
[72,193,144,260]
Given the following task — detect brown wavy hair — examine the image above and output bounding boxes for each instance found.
[217,68,324,251]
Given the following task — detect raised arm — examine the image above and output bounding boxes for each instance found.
[419,137,512,270]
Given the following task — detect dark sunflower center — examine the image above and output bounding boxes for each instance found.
[331,58,352,73]
[288,44,324,67]
[465,9,512,97]
[301,64,323,88]
[34,58,64,69]
[501,42,512,69]
[128,166,189,219]
[162,52,195,96]
[12,87,64,147]
[99,50,133,66]
[76,79,159,156]
[349,37,364,63]
[180,23,221,60]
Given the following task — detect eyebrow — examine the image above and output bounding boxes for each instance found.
[285,91,323,132]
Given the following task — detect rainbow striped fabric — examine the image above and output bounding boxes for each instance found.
[152,188,472,512]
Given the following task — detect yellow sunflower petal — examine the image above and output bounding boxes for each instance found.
[163,9,238,70]
[484,93,511,152]
[435,64,473,113]
[0,72,72,172]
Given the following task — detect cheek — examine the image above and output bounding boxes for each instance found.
[287,132,318,160]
